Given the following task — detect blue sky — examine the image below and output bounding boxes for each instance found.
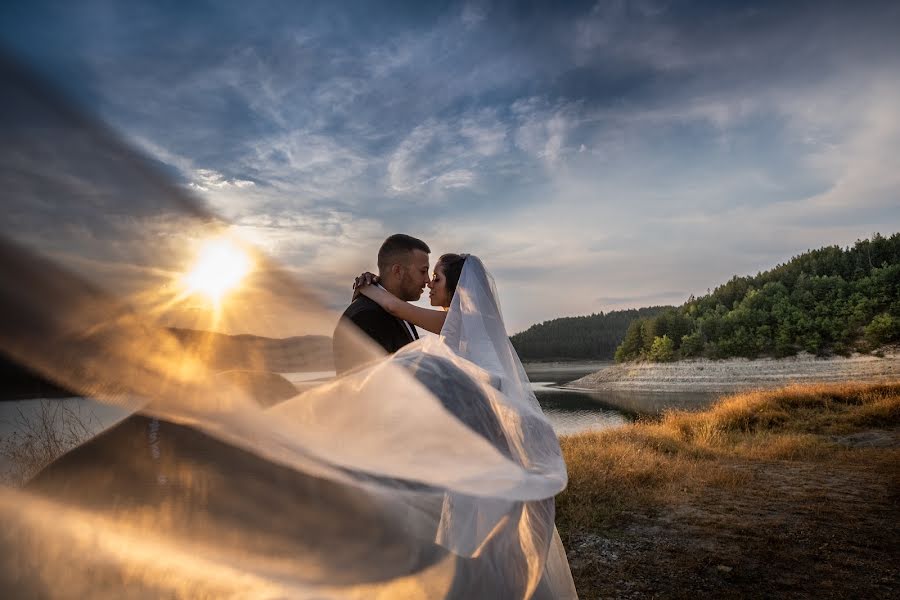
[2,0,899,333]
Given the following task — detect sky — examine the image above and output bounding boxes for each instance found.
[1,0,899,334]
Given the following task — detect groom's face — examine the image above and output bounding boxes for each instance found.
[398,249,431,301]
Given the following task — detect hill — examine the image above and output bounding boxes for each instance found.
[167,328,333,373]
[510,307,673,360]
[1,330,333,401]
[615,232,900,362]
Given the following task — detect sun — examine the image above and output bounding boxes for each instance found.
[181,237,252,304]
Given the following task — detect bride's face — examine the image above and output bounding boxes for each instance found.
[428,263,451,308]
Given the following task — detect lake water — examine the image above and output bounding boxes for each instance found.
[523,361,719,435]
[284,362,721,436]
[0,362,721,461]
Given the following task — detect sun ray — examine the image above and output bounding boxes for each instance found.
[179,237,253,314]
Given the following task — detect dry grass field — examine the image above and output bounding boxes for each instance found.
[556,382,900,599]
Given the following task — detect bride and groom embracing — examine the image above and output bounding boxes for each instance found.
[333,234,579,599]
[333,234,460,374]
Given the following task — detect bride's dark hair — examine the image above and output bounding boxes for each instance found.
[438,253,468,300]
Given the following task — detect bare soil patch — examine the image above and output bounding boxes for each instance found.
[564,448,899,599]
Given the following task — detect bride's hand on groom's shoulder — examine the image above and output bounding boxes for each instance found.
[351,272,379,301]
[352,271,378,290]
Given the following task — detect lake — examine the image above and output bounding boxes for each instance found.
[287,362,721,436]
[523,361,720,435]
[0,362,721,465]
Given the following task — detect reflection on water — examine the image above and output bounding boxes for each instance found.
[1,363,723,456]
[525,362,720,436]
[561,388,720,416]
[532,383,628,436]
[282,371,336,385]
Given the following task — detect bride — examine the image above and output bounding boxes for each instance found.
[353,253,578,599]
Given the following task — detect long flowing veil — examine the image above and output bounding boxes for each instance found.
[437,256,578,598]
[0,54,576,598]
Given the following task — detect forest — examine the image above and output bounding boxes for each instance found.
[614,233,900,362]
[510,306,671,360]
[510,233,900,363]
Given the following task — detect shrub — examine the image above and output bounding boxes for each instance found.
[865,313,900,347]
[648,335,675,362]
[0,400,97,486]
[680,331,705,358]
[831,342,852,357]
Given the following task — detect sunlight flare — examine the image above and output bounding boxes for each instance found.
[180,236,252,305]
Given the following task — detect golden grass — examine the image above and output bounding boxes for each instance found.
[556,381,900,535]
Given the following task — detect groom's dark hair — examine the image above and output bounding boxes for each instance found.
[377,234,430,274]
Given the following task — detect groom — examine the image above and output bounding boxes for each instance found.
[332,234,431,374]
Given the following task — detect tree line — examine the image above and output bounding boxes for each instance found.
[615,233,900,362]
[510,306,672,360]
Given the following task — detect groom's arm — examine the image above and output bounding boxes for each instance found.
[358,285,446,335]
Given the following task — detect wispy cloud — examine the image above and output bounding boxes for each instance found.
[387,110,508,195]
[188,169,255,192]
[2,0,898,332]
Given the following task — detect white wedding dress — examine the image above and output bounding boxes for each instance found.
[428,254,579,598]
[0,56,577,598]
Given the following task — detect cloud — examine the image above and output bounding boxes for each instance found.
[4,0,899,333]
[240,132,370,198]
[460,1,488,29]
[511,98,573,166]
[387,110,508,196]
[188,169,255,192]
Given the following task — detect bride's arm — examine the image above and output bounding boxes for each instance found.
[358,285,447,335]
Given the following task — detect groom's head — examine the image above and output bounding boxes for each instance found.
[377,234,431,301]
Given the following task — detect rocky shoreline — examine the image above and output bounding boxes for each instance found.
[566,352,900,393]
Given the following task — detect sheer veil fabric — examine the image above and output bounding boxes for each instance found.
[436,255,578,598]
[0,56,576,598]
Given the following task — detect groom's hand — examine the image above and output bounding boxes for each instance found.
[351,272,379,301]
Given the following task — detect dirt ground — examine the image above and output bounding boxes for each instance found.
[562,429,900,599]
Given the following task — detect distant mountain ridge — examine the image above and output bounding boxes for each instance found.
[1,330,334,401]
[167,328,334,372]
[510,306,673,360]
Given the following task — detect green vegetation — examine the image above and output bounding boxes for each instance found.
[647,334,675,362]
[615,233,900,362]
[510,307,672,360]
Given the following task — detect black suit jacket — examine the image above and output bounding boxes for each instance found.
[332,296,418,374]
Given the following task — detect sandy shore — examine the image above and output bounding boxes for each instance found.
[566,352,900,392]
